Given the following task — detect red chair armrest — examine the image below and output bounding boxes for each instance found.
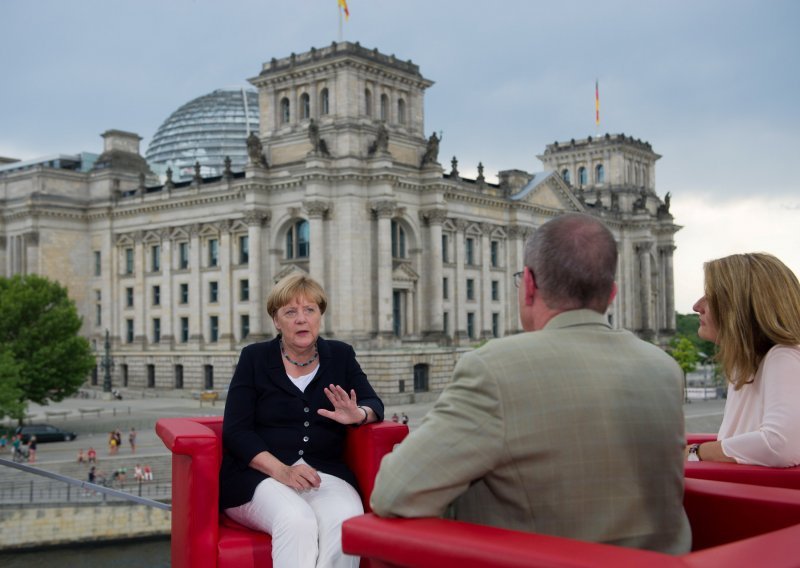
[156,417,223,568]
[345,421,408,512]
[686,433,717,445]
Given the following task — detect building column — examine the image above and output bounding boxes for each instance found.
[133,231,146,348]
[246,211,270,340]
[219,221,233,346]
[161,231,173,345]
[660,245,676,332]
[188,225,202,343]
[506,225,527,334]
[420,208,446,338]
[454,219,469,342]
[373,200,396,339]
[480,224,493,338]
[304,200,330,285]
[0,236,7,278]
[24,231,38,274]
[636,241,654,340]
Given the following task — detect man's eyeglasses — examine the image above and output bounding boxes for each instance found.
[513,271,523,288]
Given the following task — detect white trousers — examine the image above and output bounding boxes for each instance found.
[224,464,363,568]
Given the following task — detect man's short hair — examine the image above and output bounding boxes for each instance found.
[524,213,617,313]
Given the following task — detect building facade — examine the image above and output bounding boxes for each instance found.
[0,42,678,402]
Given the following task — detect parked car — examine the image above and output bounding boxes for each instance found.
[14,424,77,443]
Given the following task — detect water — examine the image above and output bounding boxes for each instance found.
[0,536,169,567]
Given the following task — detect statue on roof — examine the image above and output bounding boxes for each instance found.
[368,122,390,156]
[247,132,268,168]
[308,119,331,157]
[421,132,441,167]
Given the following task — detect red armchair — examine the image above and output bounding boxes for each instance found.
[156,416,408,568]
[342,477,800,568]
[685,433,800,489]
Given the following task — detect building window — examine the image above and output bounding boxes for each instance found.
[280,97,290,124]
[562,169,571,184]
[391,220,406,259]
[380,93,388,121]
[398,98,406,124]
[180,317,189,343]
[413,364,429,393]
[209,316,219,342]
[125,287,134,308]
[392,290,404,336]
[578,166,588,186]
[239,235,249,265]
[320,88,330,115]
[153,318,161,343]
[443,311,449,334]
[240,279,250,302]
[179,283,189,304]
[595,163,605,184]
[467,312,475,339]
[147,364,155,388]
[125,248,134,274]
[442,234,449,263]
[466,278,475,301]
[443,277,449,300]
[209,281,219,303]
[94,251,101,276]
[492,313,500,338]
[121,364,129,387]
[466,238,475,265]
[174,364,184,389]
[204,364,214,389]
[286,220,309,259]
[491,280,499,301]
[241,314,250,340]
[151,244,161,272]
[208,238,219,267]
[152,285,161,306]
[490,241,499,267]
[95,304,102,327]
[126,319,134,343]
[178,242,189,269]
[365,89,372,117]
[300,92,310,120]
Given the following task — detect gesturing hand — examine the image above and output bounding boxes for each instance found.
[318,384,363,425]
[272,462,321,491]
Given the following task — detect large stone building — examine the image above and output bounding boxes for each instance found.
[0,42,678,402]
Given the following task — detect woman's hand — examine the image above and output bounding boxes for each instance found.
[318,384,365,425]
[271,462,322,490]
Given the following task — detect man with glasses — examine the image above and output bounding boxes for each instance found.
[372,213,690,554]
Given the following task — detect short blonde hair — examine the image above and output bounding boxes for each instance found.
[705,253,800,389]
[266,273,328,318]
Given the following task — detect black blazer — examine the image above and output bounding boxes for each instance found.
[219,336,384,510]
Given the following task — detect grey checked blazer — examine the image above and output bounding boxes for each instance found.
[371,309,691,554]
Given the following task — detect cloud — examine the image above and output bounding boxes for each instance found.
[671,196,800,313]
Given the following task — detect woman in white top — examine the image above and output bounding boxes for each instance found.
[689,253,800,467]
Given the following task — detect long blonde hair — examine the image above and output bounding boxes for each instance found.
[705,253,800,389]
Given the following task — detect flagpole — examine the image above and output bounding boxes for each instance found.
[338,8,343,43]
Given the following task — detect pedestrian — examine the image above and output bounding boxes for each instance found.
[391,413,399,423]
[143,463,153,481]
[87,447,97,463]
[401,413,409,425]
[11,435,22,460]
[27,435,37,464]
[88,466,97,484]
[77,449,86,463]
[114,429,122,449]
[0,433,7,451]
[108,431,118,455]
[134,463,144,482]
[129,427,137,453]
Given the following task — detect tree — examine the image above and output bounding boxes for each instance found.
[669,333,700,403]
[0,274,95,422]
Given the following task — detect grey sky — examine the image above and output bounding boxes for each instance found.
[3,0,798,312]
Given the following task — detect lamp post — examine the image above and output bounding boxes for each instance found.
[99,329,114,394]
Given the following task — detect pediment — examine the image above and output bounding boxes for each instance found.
[511,172,583,212]
[392,261,419,283]
[273,263,308,283]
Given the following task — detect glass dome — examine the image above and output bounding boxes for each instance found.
[146,88,260,181]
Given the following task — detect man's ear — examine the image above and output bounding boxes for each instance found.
[523,267,537,305]
[608,282,618,305]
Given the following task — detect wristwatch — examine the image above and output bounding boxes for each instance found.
[687,443,702,462]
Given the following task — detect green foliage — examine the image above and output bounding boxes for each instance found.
[675,313,716,360]
[669,334,700,376]
[0,274,95,421]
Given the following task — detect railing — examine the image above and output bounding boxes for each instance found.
[0,457,171,511]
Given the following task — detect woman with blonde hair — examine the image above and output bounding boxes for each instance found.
[689,253,800,466]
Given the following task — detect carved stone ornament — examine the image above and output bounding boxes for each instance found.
[420,132,441,167]
[368,122,390,156]
[24,231,40,246]
[244,211,271,227]
[247,132,269,168]
[453,218,470,232]
[372,200,397,218]
[420,208,448,225]
[304,200,331,219]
